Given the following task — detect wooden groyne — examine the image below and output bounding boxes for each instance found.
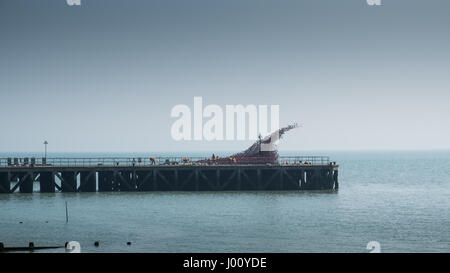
[0,157,338,193]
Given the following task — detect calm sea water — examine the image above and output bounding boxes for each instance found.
[0,151,449,253]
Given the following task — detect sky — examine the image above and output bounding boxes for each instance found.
[0,0,449,153]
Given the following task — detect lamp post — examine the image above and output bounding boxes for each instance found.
[43,141,48,158]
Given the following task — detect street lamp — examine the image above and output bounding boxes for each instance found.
[43,141,48,158]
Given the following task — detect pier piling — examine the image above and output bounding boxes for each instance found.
[79,171,96,192]
[19,173,33,193]
[61,172,77,192]
[98,171,113,192]
[40,172,55,193]
[0,172,9,193]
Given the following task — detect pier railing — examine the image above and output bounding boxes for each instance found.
[0,156,331,168]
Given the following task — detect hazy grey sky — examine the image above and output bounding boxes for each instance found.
[0,0,449,153]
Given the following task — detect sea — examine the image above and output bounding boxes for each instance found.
[0,151,449,253]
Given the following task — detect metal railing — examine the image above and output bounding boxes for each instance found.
[0,156,331,167]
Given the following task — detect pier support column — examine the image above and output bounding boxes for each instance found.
[174,169,179,190]
[19,173,33,193]
[152,169,158,191]
[79,171,96,192]
[61,172,77,192]
[39,172,55,193]
[237,168,241,190]
[256,169,262,189]
[216,169,220,189]
[281,169,300,190]
[317,170,324,190]
[304,170,312,190]
[112,171,120,191]
[120,171,135,191]
[333,170,339,189]
[136,171,152,191]
[0,172,9,193]
[326,169,334,189]
[279,169,284,190]
[194,168,199,191]
[300,170,306,190]
[98,172,113,192]
[313,170,323,190]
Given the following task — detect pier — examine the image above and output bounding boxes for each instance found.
[0,157,338,193]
